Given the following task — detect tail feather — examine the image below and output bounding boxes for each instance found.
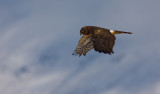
[117,31,132,34]
[110,30,132,34]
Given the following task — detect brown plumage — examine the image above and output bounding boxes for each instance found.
[72,26,132,56]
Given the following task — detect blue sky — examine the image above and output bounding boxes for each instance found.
[0,0,160,94]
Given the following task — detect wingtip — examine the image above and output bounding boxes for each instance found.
[72,52,77,56]
[72,52,82,57]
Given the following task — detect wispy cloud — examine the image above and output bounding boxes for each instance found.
[0,0,160,94]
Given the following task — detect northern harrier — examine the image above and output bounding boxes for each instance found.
[72,26,132,56]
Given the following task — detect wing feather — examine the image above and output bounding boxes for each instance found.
[72,35,93,56]
[92,28,116,55]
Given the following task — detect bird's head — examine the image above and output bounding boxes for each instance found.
[80,28,85,35]
[80,26,90,35]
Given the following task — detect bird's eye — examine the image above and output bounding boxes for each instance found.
[83,30,85,34]
[81,29,85,34]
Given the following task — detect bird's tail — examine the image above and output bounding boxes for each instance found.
[110,30,132,34]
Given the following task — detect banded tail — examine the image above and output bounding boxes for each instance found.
[110,30,132,35]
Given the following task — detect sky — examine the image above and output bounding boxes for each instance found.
[0,0,160,94]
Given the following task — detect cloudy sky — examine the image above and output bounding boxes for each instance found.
[0,0,160,94]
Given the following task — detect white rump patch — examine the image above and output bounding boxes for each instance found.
[110,30,115,33]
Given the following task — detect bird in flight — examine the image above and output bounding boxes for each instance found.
[72,26,132,56]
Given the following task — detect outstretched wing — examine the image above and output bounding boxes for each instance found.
[92,29,116,55]
[72,35,93,56]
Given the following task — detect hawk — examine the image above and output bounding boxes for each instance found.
[72,26,132,56]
